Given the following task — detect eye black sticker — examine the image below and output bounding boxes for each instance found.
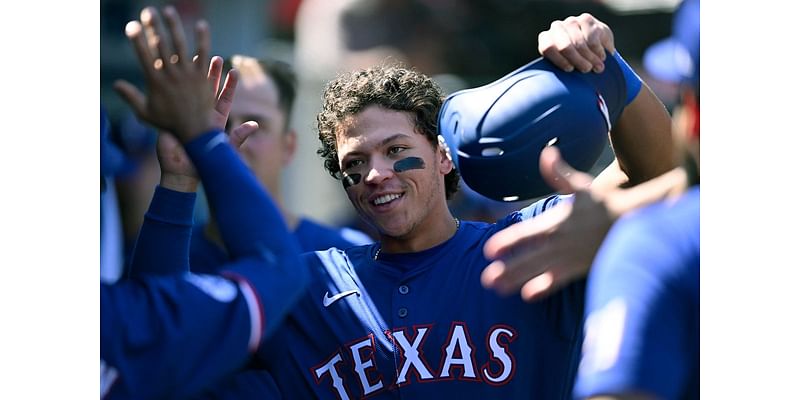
[393,157,425,172]
[341,173,362,189]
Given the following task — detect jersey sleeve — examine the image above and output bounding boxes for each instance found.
[102,131,310,399]
[101,259,267,399]
[128,186,196,278]
[183,131,301,262]
[516,194,572,222]
[183,131,309,336]
[189,225,231,274]
[573,200,699,399]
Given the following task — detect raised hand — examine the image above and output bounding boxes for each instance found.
[157,121,260,193]
[113,6,217,142]
[481,146,687,302]
[481,146,606,301]
[129,40,259,192]
[538,13,615,73]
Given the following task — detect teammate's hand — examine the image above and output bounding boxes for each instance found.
[154,52,259,192]
[481,147,689,302]
[113,6,217,142]
[481,146,611,302]
[538,13,615,73]
[157,121,260,193]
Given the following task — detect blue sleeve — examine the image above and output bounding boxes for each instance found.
[104,131,310,399]
[573,201,699,399]
[612,51,643,105]
[128,186,196,278]
[184,131,300,261]
[516,194,572,222]
[183,131,308,337]
[189,225,230,274]
[101,260,266,400]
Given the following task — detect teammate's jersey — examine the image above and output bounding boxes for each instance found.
[188,214,373,399]
[259,195,587,399]
[573,186,700,400]
[101,263,267,399]
[104,130,309,400]
[190,218,372,274]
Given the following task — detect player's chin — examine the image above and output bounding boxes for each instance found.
[372,217,412,238]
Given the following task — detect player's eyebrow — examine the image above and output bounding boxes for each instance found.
[379,133,412,148]
[341,133,412,159]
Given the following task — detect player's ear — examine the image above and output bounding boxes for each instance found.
[282,128,298,166]
[436,135,455,175]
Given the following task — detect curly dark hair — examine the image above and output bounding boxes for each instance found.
[316,64,460,199]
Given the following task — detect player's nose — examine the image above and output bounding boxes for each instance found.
[364,158,394,185]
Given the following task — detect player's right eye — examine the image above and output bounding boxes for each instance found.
[343,159,364,171]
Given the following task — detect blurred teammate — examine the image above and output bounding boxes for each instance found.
[479,3,700,398]
[574,1,700,399]
[191,55,372,275]
[102,7,307,399]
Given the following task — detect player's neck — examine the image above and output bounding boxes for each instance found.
[377,210,459,255]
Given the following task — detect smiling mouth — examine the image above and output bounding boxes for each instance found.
[372,193,403,206]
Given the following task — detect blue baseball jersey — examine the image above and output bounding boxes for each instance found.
[104,131,309,399]
[139,173,584,398]
[190,217,372,274]
[188,215,372,399]
[573,186,700,400]
[258,195,587,399]
[102,262,272,399]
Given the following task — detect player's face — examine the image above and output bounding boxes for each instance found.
[336,105,452,238]
[227,72,295,194]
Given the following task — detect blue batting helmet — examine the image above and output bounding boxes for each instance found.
[438,54,628,201]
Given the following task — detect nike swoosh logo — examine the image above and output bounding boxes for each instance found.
[323,289,360,307]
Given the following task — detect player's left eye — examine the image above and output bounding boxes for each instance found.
[388,146,406,155]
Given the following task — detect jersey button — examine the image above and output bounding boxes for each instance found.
[398,307,408,318]
[398,285,409,295]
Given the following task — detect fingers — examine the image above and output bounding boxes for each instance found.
[194,20,211,73]
[539,146,593,194]
[520,261,588,302]
[140,7,173,70]
[584,14,615,55]
[162,6,189,66]
[113,80,147,119]
[563,16,603,73]
[543,20,591,72]
[124,21,156,77]
[538,13,615,74]
[207,56,224,96]
[538,27,576,73]
[215,68,239,118]
[229,121,259,149]
[519,271,557,302]
[481,252,550,296]
[484,208,565,260]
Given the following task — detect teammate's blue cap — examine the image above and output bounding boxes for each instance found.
[643,0,700,89]
[438,53,627,201]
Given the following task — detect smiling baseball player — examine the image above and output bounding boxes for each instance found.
[121,6,675,400]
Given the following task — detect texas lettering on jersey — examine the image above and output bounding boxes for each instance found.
[311,322,517,399]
